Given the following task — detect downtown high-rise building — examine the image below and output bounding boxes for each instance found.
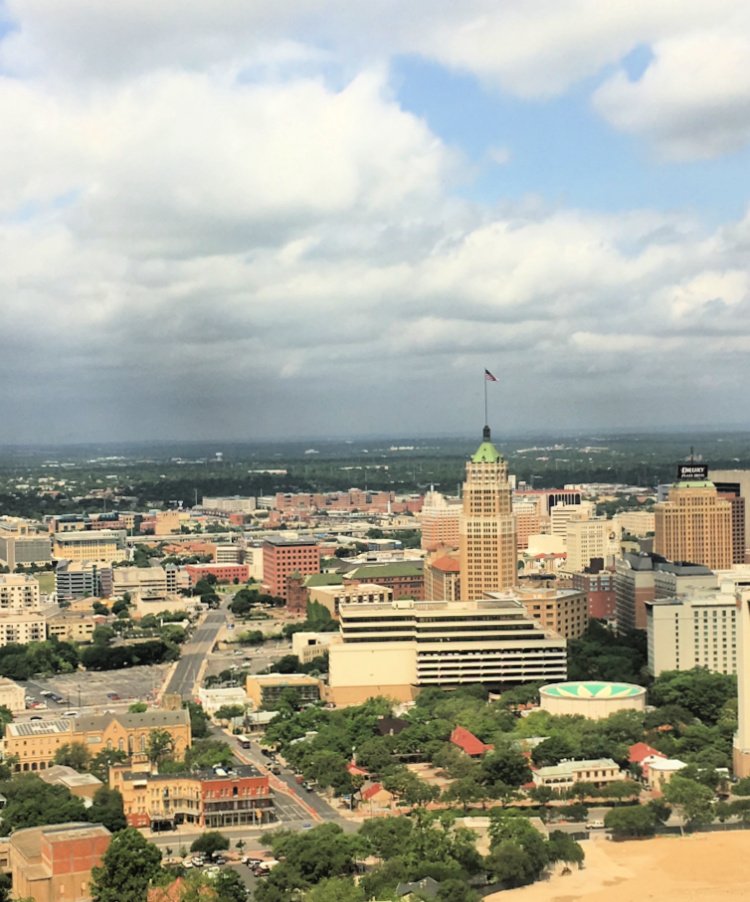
[654,477,732,571]
[459,426,517,600]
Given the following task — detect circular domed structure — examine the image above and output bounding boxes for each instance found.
[540,681,646,720]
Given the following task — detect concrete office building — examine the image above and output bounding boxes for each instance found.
[550,501,595,538]
[112,565,168,601]
[202,495,257,513]
[52,529,127,564]
[733,580,750,777]
[513,500,544,550]
[213,543,242,564]
[0,573,41,610]
[654,479,732,570]
[613,511,656,538]
[0,531,51,570]
[653,561,717,598]
[459,426,517,601]
[55,561,113,600]
[327,596,567,706]
[646,589,737,676]
[0,677,27,712]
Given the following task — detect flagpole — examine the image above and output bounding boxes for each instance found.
[484,373,488,427]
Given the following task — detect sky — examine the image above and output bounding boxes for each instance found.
[1,1,750,443]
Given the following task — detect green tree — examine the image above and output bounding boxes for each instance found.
[604,805,657,838]
[486,840,540,888]
[185,701,210,738]
[190,831,230,857]
[547,831,585,868]
[129,702,148,714]
[90,827,163,902]
[480,746,532,788]
[147,729,175,766]
[88,786,127,833]
[359,816,413,859]
[213,869,248,902]
[304,877,364,902]
[213,704,245,721]
[53,741,91,771]
[90,749,128,783]
[0,774,87,835]
[664,775,715,831]
[650,669,736,726]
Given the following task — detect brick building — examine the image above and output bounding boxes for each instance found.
[262,538,321,602]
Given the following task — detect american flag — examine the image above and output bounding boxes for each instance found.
[484,369,498,382]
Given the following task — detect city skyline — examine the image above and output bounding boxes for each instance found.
[1,3,749,442]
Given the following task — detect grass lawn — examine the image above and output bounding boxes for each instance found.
[35,571,55,594]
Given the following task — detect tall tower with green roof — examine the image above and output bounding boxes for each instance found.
[459,425,517,600]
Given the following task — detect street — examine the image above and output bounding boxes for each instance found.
[163,607,228,699]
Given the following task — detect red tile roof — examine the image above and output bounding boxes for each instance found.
[431,556,460,572]
[628,742,666,765]
[450,726,493,757]
[361,782,388,801]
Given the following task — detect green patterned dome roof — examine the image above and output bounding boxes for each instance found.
[541,681,644,699]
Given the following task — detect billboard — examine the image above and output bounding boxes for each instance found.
[677,463,709,481]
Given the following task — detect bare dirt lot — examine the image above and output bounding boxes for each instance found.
[490,831,750,902]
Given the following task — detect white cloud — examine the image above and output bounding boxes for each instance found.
[594,27,750,159]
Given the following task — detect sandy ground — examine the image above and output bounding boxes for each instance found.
[487,831,750,902]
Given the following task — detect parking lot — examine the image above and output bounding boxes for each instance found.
[23,664,169,710]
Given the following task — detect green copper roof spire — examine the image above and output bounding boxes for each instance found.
[471,424,503,463]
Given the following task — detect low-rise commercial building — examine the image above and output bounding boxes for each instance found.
[0,676,27,712]
[45,607,100,643]
[245,674,322,709]
[10,822,110,902]
[111,764,272,830]
[309,583,393,620]
[184,563,250,586]
[532,758,622,790]
[291,631,340,664]
[343,561,424,601]
[39,765,103,802]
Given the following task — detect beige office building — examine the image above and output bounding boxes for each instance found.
[564,519,621,573]
[420,490,461,552]
[0,574,41,610]
[654,481,732,570]
[45,608,99,644]
[459,427,517,600]
[507,584,589,639]
[327,596,567,705]
[0,677,27,712]
[550,501,595,538]
[309,583,392,619]
[734,582,750,777]
[112,565,168,600]
[52,530,127,564]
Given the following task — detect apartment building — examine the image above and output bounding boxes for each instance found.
[52,530,127,564]
[327,597,567,706]
[459,427,517,600]
[0,610,46,646]
[111,764,272,830]
[5,709,192,772]
[0,574,41,609]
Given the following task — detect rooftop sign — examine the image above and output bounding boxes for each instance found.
[677,463,708,481]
